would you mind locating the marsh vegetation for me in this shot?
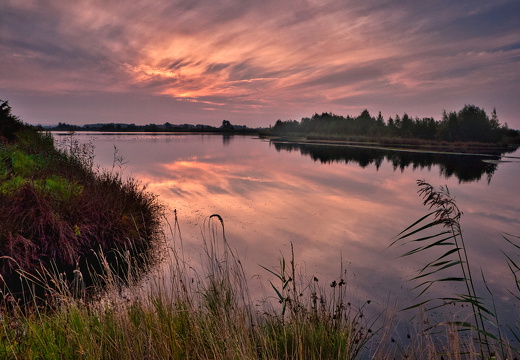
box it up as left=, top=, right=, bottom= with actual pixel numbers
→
left=0, top=99, right=162, bottom=302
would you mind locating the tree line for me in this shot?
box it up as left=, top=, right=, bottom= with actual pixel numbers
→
left=48, top=120, right=253, bottom=133
left=271, top=105, right=519, bottom=144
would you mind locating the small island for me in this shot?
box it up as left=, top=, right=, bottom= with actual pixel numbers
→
left=265, top=104, right=520, bottom=153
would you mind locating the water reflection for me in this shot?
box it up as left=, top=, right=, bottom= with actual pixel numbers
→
left=60, top=133, right=520, bottom=341
left=271, top=141, right=503, bottom=183
left=222, top=134, right=234, bottom=146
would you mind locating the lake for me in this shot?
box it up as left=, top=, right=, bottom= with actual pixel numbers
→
left=54, top=132, right=520, bottom=337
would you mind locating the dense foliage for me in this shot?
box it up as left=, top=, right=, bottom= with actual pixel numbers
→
left=271, top=105, right=519, bottom=144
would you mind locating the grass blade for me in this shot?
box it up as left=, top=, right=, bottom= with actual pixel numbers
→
left=259, top=264, right=283, bottom=281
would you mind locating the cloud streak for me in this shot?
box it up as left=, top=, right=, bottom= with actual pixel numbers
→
left=1, top=0, right=519, bottom=126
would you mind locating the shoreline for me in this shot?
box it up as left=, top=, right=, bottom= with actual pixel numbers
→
left=268, top=136, right=520, bottom=158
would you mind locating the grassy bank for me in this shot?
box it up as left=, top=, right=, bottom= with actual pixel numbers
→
left=0, top=214, right=381, bottom=359
left=0, top=99, right=163, bottom=302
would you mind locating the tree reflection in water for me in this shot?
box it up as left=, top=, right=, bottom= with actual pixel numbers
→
left=271, top=141, right=505, bottom=183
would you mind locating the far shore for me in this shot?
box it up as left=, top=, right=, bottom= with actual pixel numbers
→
left=266, top=135, right=520, bottom=157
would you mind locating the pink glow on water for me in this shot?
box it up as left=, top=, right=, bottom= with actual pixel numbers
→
left=57, top=133, right=520, bottom=322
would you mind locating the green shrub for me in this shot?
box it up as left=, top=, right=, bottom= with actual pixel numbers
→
left=10, top=150, right=37, bottom=177
left=0, top=175, right=26, bottom=195
left=34, top=175, right=83, bottom=202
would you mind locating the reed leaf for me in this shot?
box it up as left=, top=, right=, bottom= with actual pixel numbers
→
left=390, top=210, right=438, bottom=242
left=410, top=231, right=452, bottom=243
left=507, top=325, right=520, bottom=344
left=412, top=261, right=463, bottom=280
left=504, top=255, right=520, bottom=272
left=501, top=234, right=520, bottom=301
left=269, top=281, right=284, bottom=302
left=401, top=237, right=456, bottom=257
left=432, top=277, right=466, bottom=282
left=413, top=285, right=433, bottom=299
left=401, top=299, right=432, bottom=311
left=502, top=233, right=520, bottom=249
left=419, top=247, right=461, bottom=273
left=259, top=264, right=283, bottom=282
left=440, top=321, right=475, bottom=329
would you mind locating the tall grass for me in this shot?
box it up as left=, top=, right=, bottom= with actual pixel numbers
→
left=1, top=122, right=163, bottom=303
left=0, top=213, right=385, bottom=359
left=389, top=180, right=519, bottom=358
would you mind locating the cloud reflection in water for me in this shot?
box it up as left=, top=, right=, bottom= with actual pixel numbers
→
left=69, top=133, right=520, bottom=329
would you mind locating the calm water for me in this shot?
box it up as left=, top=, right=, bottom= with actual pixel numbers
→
left=56, top=132, right=520, bottom=334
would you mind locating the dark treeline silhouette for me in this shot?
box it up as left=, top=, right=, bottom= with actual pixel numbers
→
left=272, top=141, right=503, bottom=183
left=271, top=105, right=519, bottom=144
left=48, top=119, right=256, bottom=134
left=0, top=100, right=33, bottom=142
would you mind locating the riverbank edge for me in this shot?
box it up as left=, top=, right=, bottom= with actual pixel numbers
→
left=1, top=100, right=164, bottom=301
left=265, top=135, right=520, bottom=156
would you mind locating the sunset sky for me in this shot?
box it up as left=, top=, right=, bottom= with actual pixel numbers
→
left=1, top=0, right=519, bottom=128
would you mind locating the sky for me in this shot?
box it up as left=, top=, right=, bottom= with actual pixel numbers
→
left=1, top=0, right=519, bottom=128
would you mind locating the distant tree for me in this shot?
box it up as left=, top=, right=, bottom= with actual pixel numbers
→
left=271, top=104, right=513, bottom=144
left=54, top=122, right=81, bottom=131
left=400, top=113, right=413, bottom=137
left=144, top=124, right=158, bottom=132
left=435, top=105, right=506, bottom=143
left=457, top=105, right=488, bottom=141
left=272, top=119, right=300, bottom=135
left=394, top=114, right=402, bottom=130
left=354, top=109, right=375, bottom=135
left=300, top=117, right=312, bottom=132
left=437, top=110, right=458, bottom=141
left=100, top=124, right=116, bottom=131
left=413, top=117, right=437, bottom=140
left=376, top=111, right=384, bottom=126
left=0, top=99, right=24, bottom=141
left=358, top=109, right=371, bottom=119
left=490, top=108, right=500, bottom=130
left=220, top=120, right=234, bottom=130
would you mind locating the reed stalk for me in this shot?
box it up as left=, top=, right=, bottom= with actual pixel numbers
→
left=389, top=180, right=501, bottom=357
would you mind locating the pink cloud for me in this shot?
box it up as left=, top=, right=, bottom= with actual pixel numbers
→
left=1, top=0, right=519, bottom=127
